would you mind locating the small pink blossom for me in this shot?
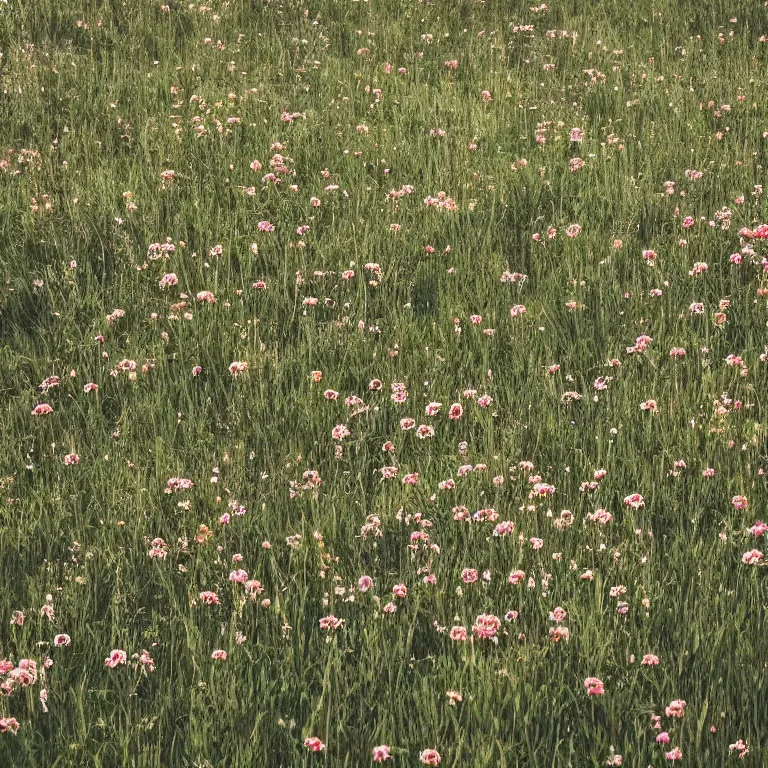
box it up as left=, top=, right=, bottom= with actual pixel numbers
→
left=624, top=493, right=645, bottom=509
left=665, top=699, right=686, bottom=718
left=472, top=613, right=501, bottom=640
left=742, top=549, right=763, bottom=565
left=304, top=736, right=325, bottom=752
left=584, top=677, right=604, bottom=695
left=105, top=649, right=127, bottom=668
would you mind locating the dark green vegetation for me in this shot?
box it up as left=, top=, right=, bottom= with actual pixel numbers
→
left=1, top=0, right=767, bottom=765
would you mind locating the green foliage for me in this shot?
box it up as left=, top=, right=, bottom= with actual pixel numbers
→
left=0, top=0, right=767, bottom=765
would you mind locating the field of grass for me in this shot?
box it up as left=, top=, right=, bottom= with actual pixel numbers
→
left=1, top=0, right=768, bottom=765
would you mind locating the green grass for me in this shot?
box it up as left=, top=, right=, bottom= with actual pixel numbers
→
left=1, top=0, right=767, bottom=765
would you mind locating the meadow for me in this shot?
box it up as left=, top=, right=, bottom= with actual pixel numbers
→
left=1, top=0, right=768, bottom=765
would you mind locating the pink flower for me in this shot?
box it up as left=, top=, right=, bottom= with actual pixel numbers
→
left=53, top=634, right=71, bottom=647
left=641, top=654, right=660, bottom=666
left=665, top=747, right=683, bottom=761
left=665, top=699, right=686, bottom=718
left=448, top=403, right=463, bottom=420
left=392, top=584, right=407, bottom=598
left=105, top=649, right=127, bottom=668
left=623, top=493, right=645, bottom=509
left=584, top=677, right=604, bottom=695
left=748, top=521, right=768, bottom=537
left=449, top=625, right=467, bottom=641
left=472, top=613, right=501, bottom=640
left=304, top=736, right=325, bottom=752
left=461, top=568, right=478, bottom=584
left=732, top=495, right=748, bottom=510
left=199, top=591, right=220, bottom=605
left=508, top=570, right=526, bottom=585
left=729, top=740, right=749, bottom=758
left=741, top=549, right=763, bottom=565
left=420, top=748, right=441, bottom=765
left=551, top=606, right=567, bottom=623
left=257, top=220, right=275, bottom=232
left=31, top=403, right=53, bottom=416
left=357, top=575, right=373, bottom=592
left=332, top=424, right=350, bottom=440
left=211, top=649, right=227, bottom=660
left=373, top=744, right=392, bottom=762
left=229, top=569, right=248, bottom=583
left=656, top=732, right=670, bottom=744
left=549, top=626, right=570, bottom=643
left=229, top=361, right=248, bottom=376
left=319, top=615, right=344, bottom=631
left=689, top=261, right=708, bottom=276
left=137, top=649, right=155, bottom=671
left=159, top=273, right=178, bottom=288
left=0, top=717, right=20, bottom=734
left=588, top=508, right=612, bottom=525
left=566, top=223, right=582, bottom=237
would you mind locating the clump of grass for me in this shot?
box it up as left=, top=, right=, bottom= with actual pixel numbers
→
left=0, top=0, right=767, bottom=765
